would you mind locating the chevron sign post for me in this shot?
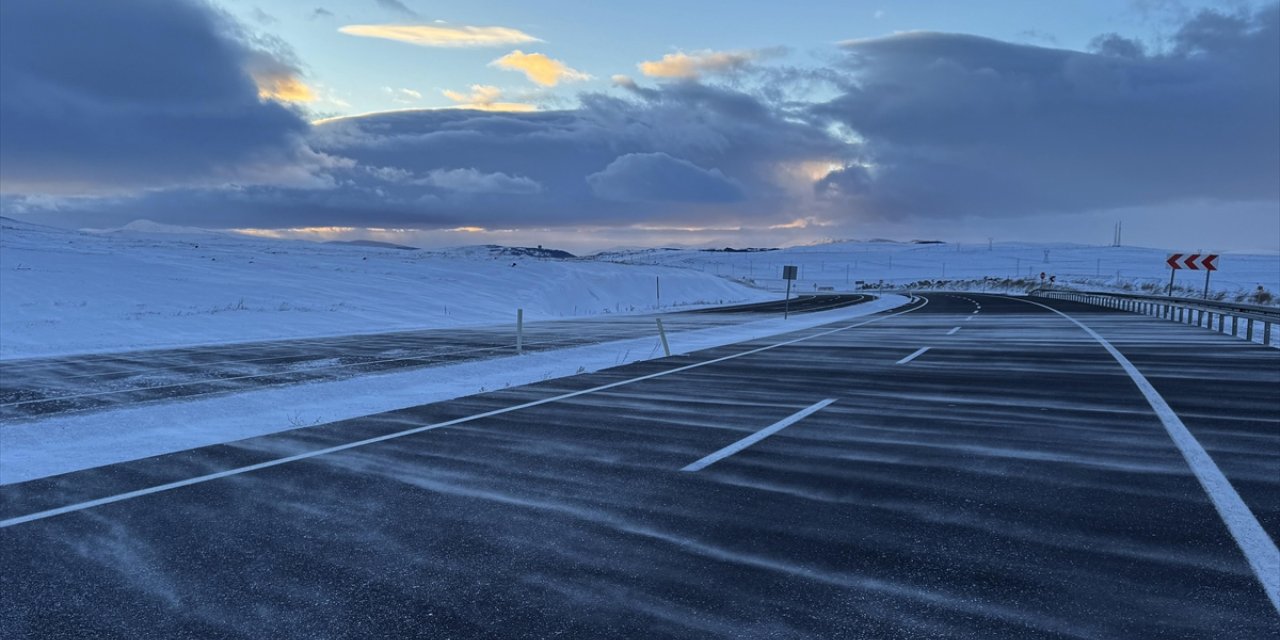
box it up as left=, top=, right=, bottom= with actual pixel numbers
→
left=1166, top=253, right=1221, bottom=298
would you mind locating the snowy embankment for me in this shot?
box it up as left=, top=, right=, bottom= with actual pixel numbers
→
left=0, top=219, right=774, bottom=359
left=0, top=295, right=911, bottom=484
left=599, top=241, right=1280, bottom=303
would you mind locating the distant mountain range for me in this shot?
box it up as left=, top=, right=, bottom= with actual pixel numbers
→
left=324, top=239, right=419, bottom=251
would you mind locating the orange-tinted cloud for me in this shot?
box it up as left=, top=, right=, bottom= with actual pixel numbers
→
left=638, top=50, right=760, bottom=79
left=490, top=50, right=590, bottom=86
left=255, top=74, right=315, bottom=103
left=441, top=85, right=537, bottom=112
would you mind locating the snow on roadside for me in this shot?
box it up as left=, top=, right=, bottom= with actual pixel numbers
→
left=0, top=295, right=910, bottom=485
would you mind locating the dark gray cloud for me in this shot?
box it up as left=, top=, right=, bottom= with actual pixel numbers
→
left=0, top=0, right=316, bottom=194
left=374, top=0, right=418, bottom=19
left=4, top=81, right=845, bottom=229
left=815, top=3, right=1279, bottom=220
left=250, top=7, right=278, bottom=26
left=587, top=153, right=743, bottom=203
left=2, top=1, right=1276, bottom=243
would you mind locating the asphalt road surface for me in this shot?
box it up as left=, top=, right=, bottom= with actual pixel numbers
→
left=0, top=294, right=869, bottom=421
left=2, top=293, right=1277, bottom=639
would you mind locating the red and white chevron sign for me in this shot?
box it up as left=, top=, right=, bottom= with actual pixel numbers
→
left=1166, top=253, right=1219, bottom=271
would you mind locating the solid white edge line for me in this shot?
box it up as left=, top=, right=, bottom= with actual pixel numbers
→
left=681, top=399, right=836, bottom=472
left=1015, top=296, right=1280, bottom=614
left=896, top=347, right=930, bottom=365
left=947, top=327, right=961, bottom=335
left=0, top=297, right=930, bottom=528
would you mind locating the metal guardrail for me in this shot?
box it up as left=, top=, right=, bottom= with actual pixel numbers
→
left=1031, top=289, right=1278, bottom=346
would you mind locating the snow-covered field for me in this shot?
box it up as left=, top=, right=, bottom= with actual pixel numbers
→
left=0, top=219, right=773, bottom=359
left=601, top=241, right=1280, bottom=302
left=4, top=218, right=1277, bottom=360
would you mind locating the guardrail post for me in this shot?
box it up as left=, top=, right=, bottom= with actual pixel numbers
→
left=1232, top=315, right=1239, bottom=336
left=1246, top=318, right=1254, bottom=342
left=1265, top=322, right=1272, bottom=346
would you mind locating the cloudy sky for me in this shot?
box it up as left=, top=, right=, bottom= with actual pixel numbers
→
left=1, top=0, right=1277, bottom=252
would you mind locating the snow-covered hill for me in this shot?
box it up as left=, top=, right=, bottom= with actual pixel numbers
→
left=0, top=219, right=773, bottom=359
left=597, top=241, right=1280, bottom=302
left=5, top=218, right=1277, bottom=360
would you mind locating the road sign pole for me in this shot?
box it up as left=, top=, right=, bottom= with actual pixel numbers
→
left=784, top=279, right=792, bottom=319
left=516, top=308, right=524, bottom=355
left=1203, top=270, right=1211, bottom=299
left=1167, top=269, right=1176, bottom=296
